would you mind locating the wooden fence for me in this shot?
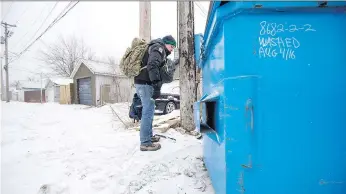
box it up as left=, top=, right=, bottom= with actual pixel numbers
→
left=60, top=84, right=74, bottom=104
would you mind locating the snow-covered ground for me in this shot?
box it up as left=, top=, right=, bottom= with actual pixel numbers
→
left=1, top=102, right=214, bottom=194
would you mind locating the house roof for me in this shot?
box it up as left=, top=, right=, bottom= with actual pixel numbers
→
left=20, top=81, right=45, bottom=89
left=70, top=59, right=124, bottom=78
left=49, top=77, right=73, bottom=85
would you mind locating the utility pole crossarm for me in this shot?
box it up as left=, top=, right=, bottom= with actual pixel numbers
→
left=1, top=22, right=17, bottom=28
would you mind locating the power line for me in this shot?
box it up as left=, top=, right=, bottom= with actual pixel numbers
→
left=7, top=50, right=52, bottom=70
left=9, top=1, right=79, bottom=64
left=194, top=2, right=207, bottom=18
left=195, top=2, right=208, bottom=14
left=12, top=3, right=51, bottom=50
left=13, top=2, right=74, bottom=52
left=24, top=2, right=59, bottom=49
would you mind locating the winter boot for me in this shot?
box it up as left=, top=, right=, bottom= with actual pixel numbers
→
left=140, top=143, right=161, bottom=151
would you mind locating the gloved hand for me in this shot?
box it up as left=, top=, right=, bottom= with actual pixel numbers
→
left=152, top=81, right=162, bottom=99
left=173, top=58, right=179, bottom=66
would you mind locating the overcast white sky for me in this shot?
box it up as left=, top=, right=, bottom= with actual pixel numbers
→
left=0, top=1, right=209, bottom=83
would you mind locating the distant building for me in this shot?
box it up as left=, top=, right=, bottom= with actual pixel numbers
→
left=45, top=78, right=73, bottom=103
left=70, top=59, right=132, bottom=106
left=10, top=87, right=19, bottom=101
left=17, top=81, right=46, bottom=103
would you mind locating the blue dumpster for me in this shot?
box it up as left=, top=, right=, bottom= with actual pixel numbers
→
left=194, top=1, right=346, bottom=194
left=194, top=33, right=204, bottom=68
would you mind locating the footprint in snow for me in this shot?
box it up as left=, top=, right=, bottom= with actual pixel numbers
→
left=37, top=183, right=69, bottom=194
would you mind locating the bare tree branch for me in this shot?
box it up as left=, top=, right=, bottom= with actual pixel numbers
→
left=27, top=76, right=37, bottom=82
left=38, top=35, right=95, bottom=77
left=10, top=80, right=21, bottom=89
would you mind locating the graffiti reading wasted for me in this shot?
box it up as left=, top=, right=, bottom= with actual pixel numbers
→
left=258, top=21, right=316, bottom=60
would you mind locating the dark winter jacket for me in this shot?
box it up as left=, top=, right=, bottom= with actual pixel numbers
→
left=134, top=38, right=170, bottom=85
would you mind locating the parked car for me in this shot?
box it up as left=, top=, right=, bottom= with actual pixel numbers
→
left=155, top=93, right=180, bottom=114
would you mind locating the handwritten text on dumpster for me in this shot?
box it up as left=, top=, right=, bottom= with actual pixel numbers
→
left=258, top=21, right=316, bottom=60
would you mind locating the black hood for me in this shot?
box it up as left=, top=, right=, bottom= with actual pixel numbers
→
left=148, top=38, right=171, bottom=56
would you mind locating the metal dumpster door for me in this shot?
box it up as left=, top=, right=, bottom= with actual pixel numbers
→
left=224, top=76, right=258, bottom=194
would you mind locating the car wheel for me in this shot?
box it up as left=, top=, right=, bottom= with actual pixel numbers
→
left=164, top=101, right=176, bottom=114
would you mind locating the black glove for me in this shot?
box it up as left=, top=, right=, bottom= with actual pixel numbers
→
left=173, top=58, right=179, bottom=66
left=152, top=81, right=162, bottom=99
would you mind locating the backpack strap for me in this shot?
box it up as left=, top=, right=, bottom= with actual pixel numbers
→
left=140, top=44, right=167, bottom=73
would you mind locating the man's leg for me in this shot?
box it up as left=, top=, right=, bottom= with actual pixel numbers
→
left=150, top=117, right=153, bottom=137
left=135, top=84, right=160, bottom=151
left=150, top=117, right=160, bottom=142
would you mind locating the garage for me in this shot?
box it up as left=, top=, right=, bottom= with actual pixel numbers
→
left=71, top=60, right=132, bottom=106
left=77, top=77, right=92, bottom=105
left=24, top=90, right=45, bottom=103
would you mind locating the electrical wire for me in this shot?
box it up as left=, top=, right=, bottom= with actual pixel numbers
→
left=8, top=50, right=51, bottom=69
left=9, top=1, right=79, bottom=64
left=194, top=2, right=207, bottom=18
left=24, top=2, right=59, bottom=49
left=12, top=3, right=51, bottom=50
left=195, top=1, right=208, bottom=15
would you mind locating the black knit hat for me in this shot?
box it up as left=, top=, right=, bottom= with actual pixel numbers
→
left=162, top=35, right=177, bottom=47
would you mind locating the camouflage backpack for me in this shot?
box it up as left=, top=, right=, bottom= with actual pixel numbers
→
left=119, top=38, right=149, bottom=78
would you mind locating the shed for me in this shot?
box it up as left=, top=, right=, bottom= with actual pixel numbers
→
left=70, top=59, right=132, bottom=106
left=45, top=78, right=73, bottom=103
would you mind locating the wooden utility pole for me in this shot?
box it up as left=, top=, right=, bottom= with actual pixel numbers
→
left=0, top=56, right=4, bottom=101
left=178, top=2, right=196, bottom=131
left=1, top=22, right=17, bottom=102
left=40, top=72, right=43, bottom=103
left=139, top=1, right=151, bottom=42
left=133, top=1, right=151, bottom=95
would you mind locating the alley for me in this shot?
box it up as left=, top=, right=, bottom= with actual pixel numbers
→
left=1, top=102, right=213, bottom=194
